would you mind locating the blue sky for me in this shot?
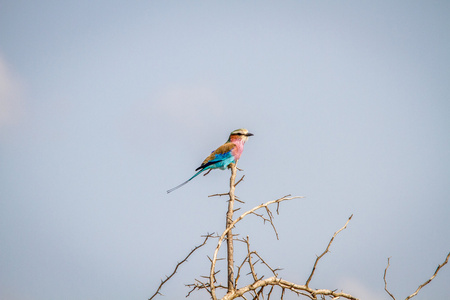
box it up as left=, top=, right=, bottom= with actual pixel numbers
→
left=1, top=1, right=449, bottom=299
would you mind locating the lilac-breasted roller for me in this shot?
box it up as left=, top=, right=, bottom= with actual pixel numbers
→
left=167, top=128, right=254, bottom=193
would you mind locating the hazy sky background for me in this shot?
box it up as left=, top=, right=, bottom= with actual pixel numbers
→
left=1, top=1, right=449, bottom=300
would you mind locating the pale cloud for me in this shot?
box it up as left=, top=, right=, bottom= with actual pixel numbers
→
left=155, top=85, right=223, bottom=128
left=119, top=84, right=224, bottom=151
left=338, top=277, right=386, bottom=300
left=0, top=54, right=24, bottom=128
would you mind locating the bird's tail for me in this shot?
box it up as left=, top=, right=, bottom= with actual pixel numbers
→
left=167, top=169, right=205, bottom=193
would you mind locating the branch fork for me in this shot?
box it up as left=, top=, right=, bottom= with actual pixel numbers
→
left=151, top=165, right=449, bottom=300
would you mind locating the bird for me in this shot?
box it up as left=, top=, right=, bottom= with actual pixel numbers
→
left=167, top=128, right=254, bottom=193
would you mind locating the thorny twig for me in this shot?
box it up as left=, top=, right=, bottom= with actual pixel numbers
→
left=235, top=236, right=282, bottom=287
left=149, top=233, right=214, bottom=300
left=208, top=176, right=244, bottom=198
left=384, top=257, right=396, bottom=300
left=220, top=277, right=359, bottom=300
left=209, top=193, right=229, bottom=198
left=384, top=252, right=450, bottom=300
left=209, top=195, right=303, bottom=299
left=305, top=214, right=353, bottom=287
left=250, top=206, right=280, bottom=240
left=235, top=175, right=245, bottom=186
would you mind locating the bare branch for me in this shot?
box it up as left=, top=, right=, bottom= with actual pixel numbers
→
left=383, top=251, right=450, bottom=300
left=249, top=208, right=279, bottom=240
left=221, top=277, right=359, bottom=300
left=234, top=260, right=245, bottom=286
left=405, top=251, right=450, bottom=299
left=252, top=252, right=281, bottom=277
left=265, top=206, right=279, bottom=239
left=149, top=233, right=213, bottom=300
left=383, top=252, right=450, bottom=300
left=234, top=198, right=245, bottom=204
left=210, top=195, right=303, bottom=299
left=226, top=164, right=237, bottom=293
left=305, top=214, right=353, bottom=287
left=235, top=175, right=245, bottom=186
left=185, top=279, right=211, bottom=297
left=157, top=153, right=449, bottom=300
left=383, top=257, right=396, bottom=300
left=245, top=237, right=259, bottom=282
left=209, top=193, right=229, bottom=198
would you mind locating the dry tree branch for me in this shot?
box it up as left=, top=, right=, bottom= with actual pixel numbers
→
left=221, top=277, right=359, bottom=300
left=305, top=214, right=353, bottom=287
left=265, top=205, right=280, bottom=239
left=208, top=175, right=244, bottom=198
left=156, top=161, right=449, bottom=300
left=384, top=251, right=450, bottom=300
left=209, top=194, right=303, bottom=300
left=149, top=233, right=213, bottom=300
left=209, top=193, right=229, bottom=197
left=267, top=285, right=275, bottom=299
left=235, top=175, right=245, bottom=186
left=234, top=237, right=267, bottom=289
left=405, top=251, right=450, bottom=300
left=226, top=164, right=237, bottom=293
left=236, top=236, right=282, bottom=278
left=234, top=258, right=246, bottom=286
left=249, top=209, right=280, bottom=239
left=249, top=205, right=281, bottom=239
left=234, top=197, right=245, bottom=204
left=244, top=236, right=259, bottom=282
left=185, top=279, right=211, bottom=297
left=383, top=257, right=396, bottom=300
left=252, top=251, right=281, bottom=277
left=212, top=165, right=249, bottom=298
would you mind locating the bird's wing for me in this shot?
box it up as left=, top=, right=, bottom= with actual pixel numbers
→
left=196, top=142, right=236, bottom=170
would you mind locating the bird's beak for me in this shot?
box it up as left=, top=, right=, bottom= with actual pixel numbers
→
left=246, top=133, right=254, bottom=136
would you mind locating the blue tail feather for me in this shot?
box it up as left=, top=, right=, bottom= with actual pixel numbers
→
left=167, top=169, right=205, bottom=193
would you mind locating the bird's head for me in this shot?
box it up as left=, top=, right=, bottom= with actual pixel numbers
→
left=228, top=128, right=254, bottom=143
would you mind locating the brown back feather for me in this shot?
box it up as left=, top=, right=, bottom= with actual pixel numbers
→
left=201, top=142, right=235, bottom=165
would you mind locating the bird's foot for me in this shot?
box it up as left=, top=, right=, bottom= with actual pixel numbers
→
left=203, top=169, right=212, bottom=176
left=237, top=167, right=244, bottom=171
